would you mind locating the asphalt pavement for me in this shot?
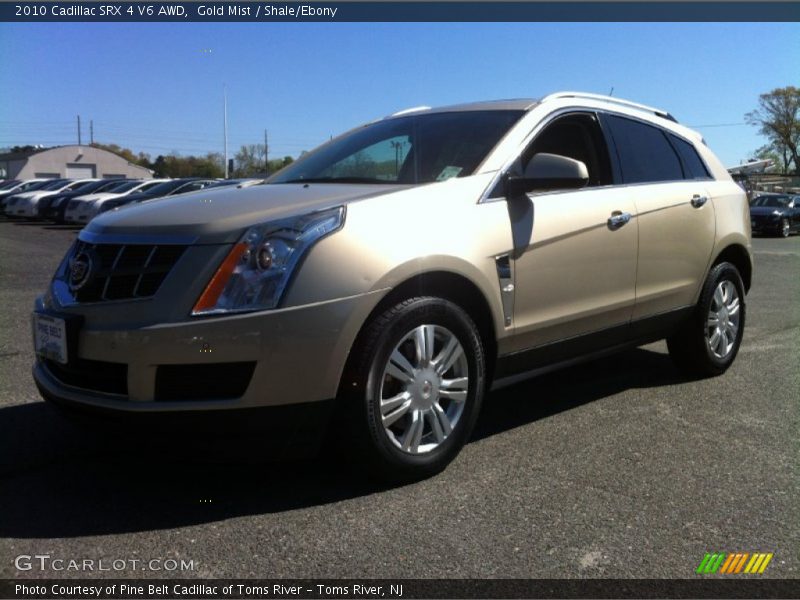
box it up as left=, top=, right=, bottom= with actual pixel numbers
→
left=0, top=219, right=797, bottom=580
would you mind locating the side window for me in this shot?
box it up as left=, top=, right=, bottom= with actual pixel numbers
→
left=522, top=113, right=613, bottom=187
left=604, top=115, right=683, bottom=184
left=668, top=133, right=711, bottom=179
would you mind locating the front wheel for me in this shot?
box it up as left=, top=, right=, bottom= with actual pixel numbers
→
left=667, top=262, right=746, bottom=377
left=779, top=218, right=790, bottom=238
left=341, top=297, right=486, bottom=482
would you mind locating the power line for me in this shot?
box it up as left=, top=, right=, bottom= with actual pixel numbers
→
left=688, top=122, right=748, bottom=128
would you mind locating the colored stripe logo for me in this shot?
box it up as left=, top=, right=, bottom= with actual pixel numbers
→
left=696, top=552, right=773, bottom=574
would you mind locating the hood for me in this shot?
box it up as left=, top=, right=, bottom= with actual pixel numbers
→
left=86, top=182, right=409, bottom=244
left=10, top=191, right=40, bottom=200
left=113, top=191, right=158, bottom=203
left=750, top=205, right=788, bottom=216
left=73, top=193, right=116, bottom=202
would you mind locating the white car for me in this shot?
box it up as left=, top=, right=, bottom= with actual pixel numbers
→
left=5, top=179, right=97, bottom=217
left=64, top=179, right=168, bottom=224
left=0, top=178, right=51, bottom=212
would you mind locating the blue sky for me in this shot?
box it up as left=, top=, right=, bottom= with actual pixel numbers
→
left=1, top=22, right=798, bottom=167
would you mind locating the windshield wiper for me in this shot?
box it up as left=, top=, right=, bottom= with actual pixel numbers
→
left=280, top=177, right=397, bottom=184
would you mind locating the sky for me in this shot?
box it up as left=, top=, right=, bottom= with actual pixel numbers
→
left=0, top=21, right=798, bottom=168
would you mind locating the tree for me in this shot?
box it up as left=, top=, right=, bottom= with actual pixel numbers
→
left=150, top=152, right=224, bottom=178
left=91, top=143, right=152, bottom=169
left=752, top=144, right=785, bottom=173
left=745, top=86, right=800, bottom=175
left=233, top=144, right=267, bottom=177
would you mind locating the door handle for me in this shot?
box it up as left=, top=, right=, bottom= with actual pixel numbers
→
left=608, top=211, right=631, bottom=230
left=691, top=194, right=708, bottom=208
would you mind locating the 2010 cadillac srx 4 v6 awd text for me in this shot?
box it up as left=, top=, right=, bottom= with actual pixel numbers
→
left=32, top=92, right=752, bottom=480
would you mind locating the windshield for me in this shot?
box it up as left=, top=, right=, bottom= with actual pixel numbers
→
left=64, top=180, right=94, bottom=191
left=64, top=181, right=102, bottom=194
left=271, top=110, right=525, bottom=185
left=752, top=195, right=791, bottom=208
left=93, top=180, right=127, bottom=192
left=107, top=180, right=144, bottom=193
left=18, top=180, right=51, bottom=192
left=138, top=180, right=184, bottom=196
left=40, top=179, right=70, bottom=190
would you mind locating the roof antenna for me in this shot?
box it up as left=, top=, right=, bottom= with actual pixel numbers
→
left=608, top=87, right=614, bottom=97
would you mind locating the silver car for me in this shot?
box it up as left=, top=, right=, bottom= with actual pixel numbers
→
left=32, top=92, right=752, bottom=481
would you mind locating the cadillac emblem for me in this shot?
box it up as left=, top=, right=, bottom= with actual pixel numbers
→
left=68, top=252, right=94, bottom=292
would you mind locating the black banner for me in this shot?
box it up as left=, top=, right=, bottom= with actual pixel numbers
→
left=2, top=2, right=800, bottom=23
left=3, top=579, right=800, bottom=599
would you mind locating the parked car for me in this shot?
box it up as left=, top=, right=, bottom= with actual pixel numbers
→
left=38, top=179, right=132, bottom=222
left=0, top=178, right=52, bottom=211
left=63, top=179, right=168, bottom=224
left=9, top=179, right=100, bottom=218
left=205, top=178, right=263, bottom=190
left=94, top=178, right=219, bottom=217
left=4, top=179, right=73, bottom=217
left=749, top=193, right=799, bottom=237
left=31, top=92, right=752, bottom=482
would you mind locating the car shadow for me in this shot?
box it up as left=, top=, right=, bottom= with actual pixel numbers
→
left=0, top=347, right=684, bottom=539
left=42, top=224, right=83, bottom=231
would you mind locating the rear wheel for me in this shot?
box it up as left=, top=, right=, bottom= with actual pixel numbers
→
left=667, top=262, right=745, bottom=377
left=341, top=297, right=485, bottom=482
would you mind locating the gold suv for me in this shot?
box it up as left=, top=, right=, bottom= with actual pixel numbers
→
left=32, top=92, right=752, bottom=481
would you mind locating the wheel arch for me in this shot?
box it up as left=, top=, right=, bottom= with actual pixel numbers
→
left=711, top=243, right=752, bottom=293
left=338, top=271, right=499, bottom=394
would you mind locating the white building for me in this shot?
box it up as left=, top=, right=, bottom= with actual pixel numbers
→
left=0, top=145, right=153, bottom=180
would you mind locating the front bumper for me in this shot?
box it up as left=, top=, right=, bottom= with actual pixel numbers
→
left=11, top=201, right=38, bottom=217
left=750, top=216, right=783, bottom=235
left=32, top=289, right=385, bottom=413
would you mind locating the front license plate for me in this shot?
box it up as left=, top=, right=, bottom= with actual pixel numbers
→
left=33, top=313, right=68, bottom=364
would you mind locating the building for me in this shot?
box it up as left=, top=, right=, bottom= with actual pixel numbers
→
left=0, top=145, right=153, bottom=180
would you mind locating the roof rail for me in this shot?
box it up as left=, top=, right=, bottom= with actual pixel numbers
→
left=540, top=92, right=678, bottom=123
left=390, top=105, right=432, bottom=117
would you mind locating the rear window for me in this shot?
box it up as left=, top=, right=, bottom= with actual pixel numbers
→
left=668, top=134, right=710, bottom=179
left=605, top=115, right=683, bottom=184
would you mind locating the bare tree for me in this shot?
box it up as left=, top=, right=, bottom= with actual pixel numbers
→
left=745, top=86, right=800, bottom=175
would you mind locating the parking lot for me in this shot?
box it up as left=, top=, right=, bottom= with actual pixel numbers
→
left=0, top=218, right=797, bottom=579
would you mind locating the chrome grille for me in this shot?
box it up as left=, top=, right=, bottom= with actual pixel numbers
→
left=62, top=241, right=186, bottom=302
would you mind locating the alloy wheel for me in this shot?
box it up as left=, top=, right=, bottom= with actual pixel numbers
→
left=706, top=280, right=741, bottom=359
left=378, top=324, right=468, bottom=454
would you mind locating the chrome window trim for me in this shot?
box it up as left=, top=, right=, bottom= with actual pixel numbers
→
left=479, top=105, right=715, bottom=204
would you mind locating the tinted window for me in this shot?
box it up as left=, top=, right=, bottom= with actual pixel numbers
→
left=668, top=134, right=710, bottom=179
left=141, top=181, right=185, bottom=196
left=522, top=112, right=613, bottom=187
left=751, top=195, right=791, bottom=208
left=605, top=115, right=683, bottom=184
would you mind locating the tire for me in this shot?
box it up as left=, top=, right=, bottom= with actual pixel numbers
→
left=779, top=218, right=790, bottom=238
left=339, top=297, right=486, bottom=483
left=667, top=262, right=745, bottom=377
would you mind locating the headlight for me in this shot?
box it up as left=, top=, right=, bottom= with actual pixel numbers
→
left=192, top=206, right=344, bottom=315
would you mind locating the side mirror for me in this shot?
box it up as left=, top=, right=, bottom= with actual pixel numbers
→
left=505, top=153, right=589, bottom=196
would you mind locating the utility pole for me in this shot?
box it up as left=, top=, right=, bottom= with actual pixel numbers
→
left=223, top=84, right=229, bottom=178
left=264, top=129, right=269, bottom=177
left=77, top=115, right=81, bottom=145
left=90, top=120, right=94, bottom=144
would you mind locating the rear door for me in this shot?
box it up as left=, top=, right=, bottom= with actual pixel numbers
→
left=601, top=114, right=716, bottom=319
